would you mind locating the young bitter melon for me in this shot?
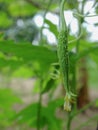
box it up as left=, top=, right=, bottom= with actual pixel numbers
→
left=58, top=0, right=76, bottom=111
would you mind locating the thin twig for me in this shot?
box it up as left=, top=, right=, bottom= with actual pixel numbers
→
left=68, top=31, right=83, bottom=44
left=73, top=12, right=98, bottom=18
left=39, top=0, right=53, bottom=45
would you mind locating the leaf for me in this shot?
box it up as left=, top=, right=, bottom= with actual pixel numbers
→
left=12, top=103, right=38, bottom=124
left=66, top=0, right=78, bottom=9
left=0, top=32, right=4, bottom=40
left=41, top=78, right=56, bottom=94
left=0, top=88, right=21, bottom=108
left=41, top=64, right=60, bottom=94
left=45, top=19, right=58, bottom=37
left=0, top=0, right=15, bottom=3
left=42, top=99, right=63, bottom=130
left=76, top=44, right=98, bottom=61
left=0, top=57, right=24, bottom=70
left=0, top=12, right=13, bottom=28
left=94, top=23, right=98, bottom=26
left=8, top=0, right=38, bottom=17
left=0, top=88, right=21, bottom=127
left=0, top=40, right=58, bottom=74
left=12, top=66, right=33, bottom=78
left=13, top=99, right=63, bottom=129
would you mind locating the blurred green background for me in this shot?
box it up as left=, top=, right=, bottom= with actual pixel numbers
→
left=0, top=0, right=98, bottom=130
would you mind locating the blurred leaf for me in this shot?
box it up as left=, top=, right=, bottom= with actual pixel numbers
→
left=12, top=66, right=33, bottom=78
left=13, top=99, right=63, bottom=129
left=66, top=0, right=78, bottom=9
left=0, top=40, right=58, bottom=75
left=41, top=64, right=59, bottom=93
left=0, top=88, right=21, bottom=127
left=8, top=0, right=38, bottom=17
left=12, top=103, right=38, bottom=124
left=0, top=57, right=24, bottom=70
left=0, top=0, right=15, bottom=3
left=0, top=88, right=21, bottom=108
left=0, top=32, right=4, bottom=40
left=45, top=19, right=58, bottom=38
left=77, top=44, right=98, bottom=61
left=94, top=23, right=98, bottom=26
left=41, top=99, right=63, bottom=130
left=96, top=99, right=98, bottom=107
left=0, top=12, right=13, bottom=28
left=33, top=78, right=40, bottom=93
left=42, top=78, right=56, bottom=94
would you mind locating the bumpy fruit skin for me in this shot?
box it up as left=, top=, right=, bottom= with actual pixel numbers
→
left=58, top=30, right=68, bottom=89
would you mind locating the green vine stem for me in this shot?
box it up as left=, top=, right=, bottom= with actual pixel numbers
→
left=37, top=78, right=43, bottom=130
left=37, top=1, right=53, bottom=129
left=73, top=12, right=98, bottom=18
left=39, top=0, right=53, bottom=45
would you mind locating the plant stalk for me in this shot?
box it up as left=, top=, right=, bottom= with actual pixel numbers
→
left=37, top=79, right=42, bottom=130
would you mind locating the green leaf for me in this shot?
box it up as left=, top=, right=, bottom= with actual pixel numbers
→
left=0, top=12, right=13, bottom=28
left=41, top=78, right=56, bottom=94
left=8, top=0, right=38, bottom=17
left=0, top=57, right=24, bottom=70
left=13, top=99, right=63, bottom=129
left=12, top=103, right=38, bottom=124
left=0, top=88, right=21, bottom=127
left=0, top=40, right=58, bottom=75
left=0, top=88, right=21, bottom=108
left=12, top=66, right=34, bottom=78
left=45, top=19, right=58, bottom=37
left=65, top=0, right=78, bottom=9
left=75, top=43, right=98, bottom=62
left=0, top=0, right=15, bottom=3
